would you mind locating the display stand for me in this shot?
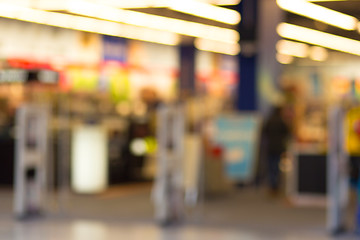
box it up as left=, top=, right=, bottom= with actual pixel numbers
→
left=183, top=97, right=203, bottom=208
left=214, top=113, right=260, bottom=183
left=183, top=133, right=202, bottom=207
left=286, top=142, right=327, bottom=207
left=71, top=124, right=108, bottom=194
left=152, top=103, right=185, bottom=226
left=14, top=104, right=49, bottom=219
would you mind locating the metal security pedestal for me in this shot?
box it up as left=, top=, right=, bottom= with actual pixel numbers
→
left=14, top=104, right=49, bottom=219
left=327, top=105, right=349, bottom=234
left=153, top=103, right=185, bottom=226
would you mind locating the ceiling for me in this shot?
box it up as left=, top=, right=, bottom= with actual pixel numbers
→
left=285, top=0, right=360, bottom=41
left=316, top=0, right=360, bottom=18
left=127, top=7, right=237, bottom=30
left=0, top=0, right=242, bottom=55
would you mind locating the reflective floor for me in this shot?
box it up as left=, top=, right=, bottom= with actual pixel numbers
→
left=0, top=219, right=349, bottom=240
left=0, top=184, right=357, bottom=240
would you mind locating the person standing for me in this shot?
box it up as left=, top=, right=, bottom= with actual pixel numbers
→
left=262, top=105, right=291, bottom=195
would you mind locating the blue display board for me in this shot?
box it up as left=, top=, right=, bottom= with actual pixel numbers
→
left=102, top=35, right=127, bottom=62
left=215, top=113, right=260, bottom=181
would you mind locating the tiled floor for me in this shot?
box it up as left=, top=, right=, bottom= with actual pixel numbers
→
left=0, top=219, right=336, bottom=240
left=0, top=185, right=358, bottom=240
left=0, top=217, right=358, bottom=240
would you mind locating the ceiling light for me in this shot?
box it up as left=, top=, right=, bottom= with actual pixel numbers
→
left=356, top=22, right=360, bottom=33
left=276, top=39, right=309, bottom=58
left=277, top=0, right=358, bottom=31
left=200, top=0, right=241, bottom=5
left=276, top=53, right=294, bottom=64
left=194, top=38, right=241, bottom=55
left=88, top=0, right=241, bottom=8
left=33, top=0, right=239, bottom=44
left=87, top=0, right=168, bottom=9
left=0, top=2, right=180, bottom=46
left=307, top=0, right=348, bottom=2
left=168, top=0, right=240, bottom=25
left=28, top=0, right=67, bottom=10
left=86, top=0, right=240, bottom=25
left=309, top=46, right=328, bottom=61
left=277, top=22, right=360, bottom=56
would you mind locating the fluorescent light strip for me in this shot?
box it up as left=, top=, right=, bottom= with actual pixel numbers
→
left=276, top=53, right=294, bottom=64
left=87, top=0, right=240, bottom=24
left=87, top=0, right=168, bottom=9
left=0, top=3, right=180, bottom=46
left=307, top=0, right=348, bottom=2
left=201, top=0, right=241, bottom=5
left=34, top=0, right=239, bottom=44
left=277, top=0, right=358, bottom=31
left=276, top=39, right=309, bottom=58
left=277, top=23, right=360, bottom=56
left=194, top=38, right=240, bottom=55
left=168, top=0, right=240, bottom=25
left=88, top=0, right=241, bottom=8
left=276, top=39, right=329, bottom=61
left=0, top=2, right=237, bottom=55
left=309, top=46, right=328, bottom=61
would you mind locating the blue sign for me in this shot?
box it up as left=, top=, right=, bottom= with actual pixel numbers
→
left=102, top=35, right=127, bottom=62
left=215, top=113, right=260, bottom=181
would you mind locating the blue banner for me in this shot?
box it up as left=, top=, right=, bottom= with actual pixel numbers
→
left=102, top=35, right=127, bottom=62
left=215, top=113, right=260, bottom=181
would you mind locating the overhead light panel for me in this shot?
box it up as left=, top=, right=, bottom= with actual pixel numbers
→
left=276, top=39, right=329, bottom=61
left=0, top=2, right=180, bottom=46
left=87, top=0, right=241, bottom=25
left=277, top=0, right=358, bottom=31
left=307, top=0, right=348, bottom=2
left=277, top=22, right=360, bottom=56
left=356, top=22, right=360, bottom=34
left=86, top=0, right=168, bottom=9
left=0, top=1, right=239, bottom=56
left=88, top=0, right=241, bottom=8
left=194, top=38, right=240, bottom=55
left=276, top=53, right=294, bottom=64
left=200, top=0, right=241, bottom=5
left=168, top=0, right=240, bottom=25
left=309, top=46, right=328, bottom=61
left=276, top=39, right=309, bottom=58
left=33, top=0, right=239, bottom=44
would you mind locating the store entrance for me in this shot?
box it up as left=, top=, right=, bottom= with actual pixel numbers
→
left=0, top=81, right=157, bottom=218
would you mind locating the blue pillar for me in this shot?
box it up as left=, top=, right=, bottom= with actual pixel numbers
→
left=236, top=0, right=258, bottom=111
left=238, top=54, right=257, bottom=111
left=179, top=44, right=196, bottom=97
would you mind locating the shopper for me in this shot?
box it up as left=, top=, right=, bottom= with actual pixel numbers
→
left=262, top=105, right=291, bottom=195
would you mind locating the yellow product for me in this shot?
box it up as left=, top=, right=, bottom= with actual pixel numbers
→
left=345, top=106, right=360, bottom=156
left=109, top=67, right=130, bottom=103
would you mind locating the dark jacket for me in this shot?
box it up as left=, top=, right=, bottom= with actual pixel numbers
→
left=262, top=108, right=290, bottom=155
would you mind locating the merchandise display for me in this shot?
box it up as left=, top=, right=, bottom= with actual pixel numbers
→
left=0, top=18, right=239, bottom=202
